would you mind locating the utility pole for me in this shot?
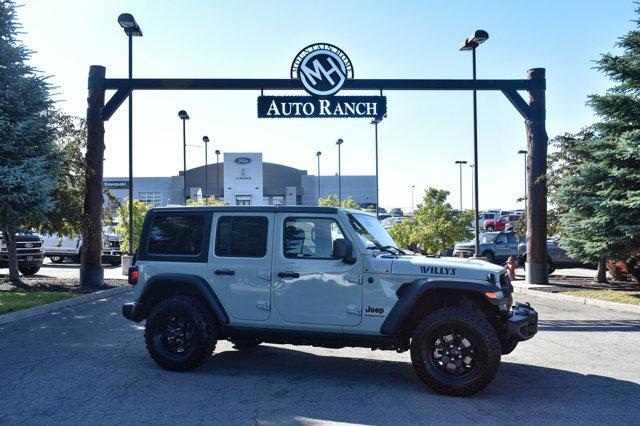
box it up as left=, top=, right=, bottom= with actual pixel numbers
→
left=455, top=160, right=467, bottom=210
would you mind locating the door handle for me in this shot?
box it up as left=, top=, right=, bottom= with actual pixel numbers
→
left=278, top=271, right=300, bottom=279
left=214, top=269, right=235, bottom=276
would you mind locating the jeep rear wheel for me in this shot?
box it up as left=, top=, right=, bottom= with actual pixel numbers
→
left=410, top=307, right=501, bottom=396
left=144, top=296, right=218, bottom=372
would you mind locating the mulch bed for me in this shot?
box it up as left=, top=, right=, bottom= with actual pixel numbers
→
left=0, top=275, right=128, bottom=293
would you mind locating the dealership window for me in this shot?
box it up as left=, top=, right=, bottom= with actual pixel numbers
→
left=235, top=195, right=251, bottom=206
left=284, top=217, right=345, bottom=259
left=138, top=191, right=162, bottom=206
left=216, top=216, right=268, bottom=257
left=148, top=215, right=204, bottom=255
left=271, top=196, right=285, bottom=205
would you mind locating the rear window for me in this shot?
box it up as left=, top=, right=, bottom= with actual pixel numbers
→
left=215, top=216, right=268, bottom=258
left=148, top=215, right=204, bottom=255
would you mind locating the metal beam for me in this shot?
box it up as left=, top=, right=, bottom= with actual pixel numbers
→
left=95, top=78, right=544, bottom=92
left=502, top=89, right=532, bottom=121
left=102, top=88, right=131, bottom=121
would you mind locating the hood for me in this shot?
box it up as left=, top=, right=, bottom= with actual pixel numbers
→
left=391, top=255, right=504, bottom=283
left=454, top=241, right=475, bottom=249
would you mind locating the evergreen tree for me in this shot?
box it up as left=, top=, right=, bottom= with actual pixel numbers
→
left=554, top=8, right=640, bottom=283
left=0, top=0, right=60, bottom=282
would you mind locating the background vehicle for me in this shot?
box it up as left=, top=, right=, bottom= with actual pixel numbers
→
left=382, top=216, right=409, bottom=229
left=483, top=215, right=522, bottom=232
left=453, top=231, right=521, bottom=264
left=471, top=212, right=498, bottom=229
left=40, top=230, right=121, bottom=265
left=518, top=238, right=588, bottom=273
left=0, top=229, right=44, bottom=276
left=123, top=206, right=537, bottom=396
left=389, top=208, right=404, bottom=217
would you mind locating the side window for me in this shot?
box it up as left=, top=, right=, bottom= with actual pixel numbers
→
left=148, top=215, right=204, bottom=255
left=496, top=234, right=507, bottom=244
left=507, top=233, right=518, bottom=244
left=215, top=216, right=268, bottom=258
left=284, top=217, right=345, bottom=259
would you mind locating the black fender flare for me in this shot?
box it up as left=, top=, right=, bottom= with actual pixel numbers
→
left=138, top=273, right=229, bottom=325
left=380, top=278, right=495, bottom=336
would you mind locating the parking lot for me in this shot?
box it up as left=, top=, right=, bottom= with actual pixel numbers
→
left=1, top=291, right=638, bottom=424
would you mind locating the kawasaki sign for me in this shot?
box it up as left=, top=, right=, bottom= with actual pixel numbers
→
left=257, top=43, right=386, bottom=119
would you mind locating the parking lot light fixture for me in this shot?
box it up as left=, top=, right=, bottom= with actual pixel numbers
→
left=459, top=29, right=489, bottom=257
left=215, top=149, right=221, bottom=199
left=316, top=151, right=322, bottom=201
left=336, top=139, right=344, bottom=203
left=518, top=149, right=528, bottom=203
left=178, top=110, right=190, bottom=204
left=455, top=160, right=468, bottom=210
left=203, top=136, right=210, bottom=204
left=117, top=13, right=142, bottom=256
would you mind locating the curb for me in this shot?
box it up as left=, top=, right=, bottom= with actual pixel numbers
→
left=513, top=285, right=640, bottom=314
left=0, top=285, right=133, bottom=326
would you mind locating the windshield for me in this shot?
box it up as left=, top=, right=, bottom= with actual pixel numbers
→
left=470, top=233, right=498, bottom=244
left=347, top=213, right=397, bottom=249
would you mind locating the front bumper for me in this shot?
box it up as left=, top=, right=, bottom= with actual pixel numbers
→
left=506, top=302, right=538, bottom=341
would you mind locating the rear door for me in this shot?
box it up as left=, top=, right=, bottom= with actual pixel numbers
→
left=273, top=213, right=363, bottom=327
left=208, top=213, right=273, bottom=321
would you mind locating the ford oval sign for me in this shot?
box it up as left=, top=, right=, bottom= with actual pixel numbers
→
left=291, top=44, right=354, bottom=96
left=234, top=157, right=251, bottom=165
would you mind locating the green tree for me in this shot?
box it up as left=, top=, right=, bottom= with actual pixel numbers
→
left=389, top=188, right=473, bottom=254
left=318, top=195, right=361, bottom=209
left=0, top=0, right=60, bottom=282
left=552, top=9, right=640, bottom=283
left=38, top=112, right=87, bottom=237
left=115, top=199, right=151, bottom=253
left=186, top=198, right=228, bottom=206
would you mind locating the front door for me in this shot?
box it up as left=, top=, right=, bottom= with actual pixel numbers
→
left=273, top=213, right=363, bottom=327
left=208, top=213, right=273, bottom=321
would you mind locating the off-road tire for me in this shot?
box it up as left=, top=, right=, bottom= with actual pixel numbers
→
left=410, top=307, right=501, bottom=396
left=500, top=338, right=519, bottom=355
left=230, top=338, right=262, bottom=349
left=19, top=266, right=40, bottom=276
left=144, top=296, right=218, bottom=372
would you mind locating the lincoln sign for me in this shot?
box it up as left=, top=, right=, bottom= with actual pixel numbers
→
left=257, top=43, right=387, bottom=119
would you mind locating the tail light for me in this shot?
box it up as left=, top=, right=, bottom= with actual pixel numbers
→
left=128, top=266, right=139, bottom=285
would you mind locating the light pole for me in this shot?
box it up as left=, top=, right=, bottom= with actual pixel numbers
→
left=371, top=115, right=385, bottom=219
left=215, top=149, right=221, bottom=200
left=518, top=149, right=528, bottom=203
left=460, top=29, right=489, bottom=257
left=316, top=151, right=322, bottom=202
left=178, top=110, right=190, bottom=204
left=117, top=13, right=142, bottom=255
left=203, top=136, right=209, bottom=205
left=454, top=160, right=468, bottom=210
left=470, top=164, right=475, bottom=211
left=411, top=185, right=415, bottom=212
left=336, top=138, right=343, bottom=203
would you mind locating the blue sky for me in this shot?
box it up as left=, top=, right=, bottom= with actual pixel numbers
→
left=18, top=0, right=636, bottom=210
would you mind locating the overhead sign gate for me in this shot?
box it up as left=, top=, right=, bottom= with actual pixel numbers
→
left=81, top=43, right=548, bottom=287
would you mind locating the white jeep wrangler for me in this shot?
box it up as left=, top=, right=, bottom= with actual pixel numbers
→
left=122, top=206, right=537, bottom=396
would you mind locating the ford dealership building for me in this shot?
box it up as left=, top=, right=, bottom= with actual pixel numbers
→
left=104, top=153, right=375, bottom=207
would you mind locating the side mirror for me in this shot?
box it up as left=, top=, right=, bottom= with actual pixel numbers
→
left=333, top=238, right=355, bottom=264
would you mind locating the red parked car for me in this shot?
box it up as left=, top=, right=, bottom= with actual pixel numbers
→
left=483, top=214, right=522, bottom=232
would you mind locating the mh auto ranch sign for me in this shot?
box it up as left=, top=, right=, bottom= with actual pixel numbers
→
left=257, top=44, right=387, bottom=119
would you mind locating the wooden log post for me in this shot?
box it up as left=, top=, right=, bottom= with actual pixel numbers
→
left=80, top=65, right=106, bottom=288
left=525, top=68, right=548, bottom=284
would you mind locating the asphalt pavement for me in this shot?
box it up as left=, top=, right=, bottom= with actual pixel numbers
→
left=1, top=292, right=639, bottom=425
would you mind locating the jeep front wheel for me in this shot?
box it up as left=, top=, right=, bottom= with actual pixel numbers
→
left=410, top=307, right=501, bottom=396
left=144, top=296, right=218, bottom=372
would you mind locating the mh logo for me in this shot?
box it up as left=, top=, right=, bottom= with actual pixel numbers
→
left=291, top=43, right=354, bottom=97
